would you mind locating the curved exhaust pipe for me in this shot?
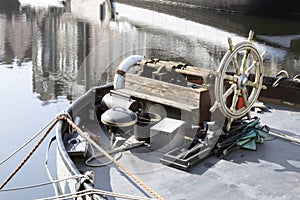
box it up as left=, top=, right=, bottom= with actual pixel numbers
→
left=113, top=55, right=144, bottom=90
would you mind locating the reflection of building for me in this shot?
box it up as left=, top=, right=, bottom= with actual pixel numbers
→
left=67, top=0, right=109, bottom=24
left=29, top=7, right=82, bottom=102
left=0, top=5, right=83, bottom=103
left=0, top=1, right=208, bottom=104
left=0, top=5, right=32, bottom=63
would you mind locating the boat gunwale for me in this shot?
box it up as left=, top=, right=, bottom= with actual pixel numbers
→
left=55, top=84, right=113, bottom=197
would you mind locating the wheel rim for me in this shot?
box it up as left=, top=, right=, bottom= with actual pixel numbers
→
left=217, top=42, right=263, bottom=118
left=211, top=31, right=265, bottom=130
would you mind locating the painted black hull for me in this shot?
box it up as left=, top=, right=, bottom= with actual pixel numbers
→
left=0, top=0, right=19, bottom=11
left=116, top=0, right=300, bottom=18
left=260, top=76, right=300, bottom=107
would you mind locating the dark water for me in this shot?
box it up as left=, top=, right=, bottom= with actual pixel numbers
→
left=0, top=0, right=299, bottom=199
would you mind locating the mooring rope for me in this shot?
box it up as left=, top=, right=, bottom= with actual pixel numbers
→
left=60, top=116, right=164, bottom=200
left=38, top=188, right=155, bottom=200
left=0, top=174, right=83, bottom=192
left=0, top=114, right=164, bottom=199
left=0, top=118, right=58, bottom=166
left=0, top=172, right=153, bottom=200
left=0, top=117, right=60, bottom=190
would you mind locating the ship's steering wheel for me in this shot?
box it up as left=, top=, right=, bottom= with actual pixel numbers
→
left=210, top=31, right=266, bottom=131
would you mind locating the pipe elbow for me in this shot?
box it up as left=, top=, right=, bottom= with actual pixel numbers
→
left=113, top=55, right=144, bottom=90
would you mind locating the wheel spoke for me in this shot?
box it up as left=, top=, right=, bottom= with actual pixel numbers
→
left=224, top=74, right=237, bottom=82
left=241, top=89, right=252, bottom=119
left=241, top=88, right=249, bottom=108
left=247, top=80, right=259, bottom=89
left=232, top=55, right=240, bottom=75
left=230, top=88, right=240, bottom=112
left=240, top=49, right=250, bottom=74
left=223, top=84, right=236, bottom=101
left=226, top=118, right=234, bottom=131
left=228, top=37, right=240, bottom=75
left=245, top=60, right=257, bottom=75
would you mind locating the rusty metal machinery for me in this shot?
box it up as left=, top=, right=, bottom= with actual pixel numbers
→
left=114, top=31, right=266, bottom=131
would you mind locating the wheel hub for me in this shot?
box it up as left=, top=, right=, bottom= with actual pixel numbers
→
left=238, top=74, right=248, bottom=89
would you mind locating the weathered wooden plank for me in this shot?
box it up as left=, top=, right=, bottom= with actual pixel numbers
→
left=115, top=88, right=197, bottom=111
left=124, top=73, right=207, bottom=108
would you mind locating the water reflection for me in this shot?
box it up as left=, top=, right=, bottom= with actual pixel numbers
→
left=0, top=1, right=299, bottom=104
left=29, top=6, right=80, bottom=102
left=114, top=3, right=300, bottom=76
left=0, top=5, right=79, bottom=103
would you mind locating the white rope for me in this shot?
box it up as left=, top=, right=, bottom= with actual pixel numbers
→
left=0, top=118, right=57, bottom=165
left=0, top=174, right=83, bottom=192
left=44, top=136, right=60, bottom=196
left=37, top=189, right=155, bottom=200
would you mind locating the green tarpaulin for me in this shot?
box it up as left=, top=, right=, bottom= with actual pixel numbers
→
left=236, top=118, right=269, bottom=150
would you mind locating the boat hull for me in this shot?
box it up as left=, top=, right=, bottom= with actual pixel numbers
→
left=116, top=0, right=300, bottom=17
left=56, top=145, right=79, bottom=196
left=55, top=85, right=112, bottom=199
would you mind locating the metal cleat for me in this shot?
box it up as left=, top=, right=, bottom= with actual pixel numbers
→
left=272, top=70, right=289, bottom=87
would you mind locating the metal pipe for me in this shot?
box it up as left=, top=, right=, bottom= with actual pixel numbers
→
left=113, top=55, right=144, bottom=90
left=268, top=128, right=300, bottom=144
